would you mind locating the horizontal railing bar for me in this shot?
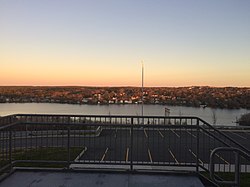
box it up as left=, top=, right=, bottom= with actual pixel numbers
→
left=0, top=122, right=18, bottom=130
left=16, top=122, right=198, bottom=129
left=72, top=160, right=197, bottom=166
left=199, top=119, right=250, bottom=154
left=12, top=160, right=68, bottom=164
left=12, top=160, right=197, bottom=168
left=199, top=126, right=231, bottom=148
left=0, top=163, right=12, bottom=174
left=14, top=113, right=199, bottom=119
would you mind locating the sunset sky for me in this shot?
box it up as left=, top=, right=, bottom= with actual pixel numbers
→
left=0, top=0, right=250, bottom=87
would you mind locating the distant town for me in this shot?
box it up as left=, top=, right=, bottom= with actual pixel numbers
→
left=0, top=86, right=249, bottom=109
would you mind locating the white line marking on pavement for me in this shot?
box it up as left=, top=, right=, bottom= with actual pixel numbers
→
left=171, top=129, right=180, bottom=138
left=189, top=149, right=203, bottom=165
left=168, top=148, right=179, bottom=164
left=210, top=149, right=229, bottom=165
left=157, top=130, right=164, bottom=138
left=148, top=148, right=153, bottom=163
left=186, top=130, right=196, bottom=138
left=126, top=148, right=129, bottom=162
left=144, top=129, right=148, bottom=138
left=101, top=147, right=109, bottom=161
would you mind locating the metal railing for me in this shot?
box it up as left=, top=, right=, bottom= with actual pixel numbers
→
left=210, top=147, right=250, bottom=187
left=0, top=114, right=250, bottom=186
left=0, top=115, right=16, bottom=126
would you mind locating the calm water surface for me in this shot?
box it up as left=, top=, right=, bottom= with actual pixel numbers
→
left=0, top=103, right=249, bottom=126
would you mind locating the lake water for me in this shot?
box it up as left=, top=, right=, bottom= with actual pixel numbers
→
left=0, top=103, right=249, bottom=126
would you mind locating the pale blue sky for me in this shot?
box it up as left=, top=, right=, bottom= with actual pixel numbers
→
left=1, top=0, right=250, bottom=86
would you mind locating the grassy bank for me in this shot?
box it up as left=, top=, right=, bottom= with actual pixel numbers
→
left=202, top=172, right=250, bottom=187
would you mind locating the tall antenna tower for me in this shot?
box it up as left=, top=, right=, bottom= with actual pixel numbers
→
left=141, top=60, right=144, bottom=117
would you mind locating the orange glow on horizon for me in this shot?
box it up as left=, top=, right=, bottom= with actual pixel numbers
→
left=1, top=53, right=250, bottom=87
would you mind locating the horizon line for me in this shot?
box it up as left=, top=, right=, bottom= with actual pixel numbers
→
left=0, top=85, right=249, bottom=88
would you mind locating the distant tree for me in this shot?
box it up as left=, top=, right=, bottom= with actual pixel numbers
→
left=238, top=113, right=250, bottom=126
left=103, top=91, right=110, bottom=101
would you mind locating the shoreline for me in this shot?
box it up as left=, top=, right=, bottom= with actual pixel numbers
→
left=0, top=101, right=249, bottom=110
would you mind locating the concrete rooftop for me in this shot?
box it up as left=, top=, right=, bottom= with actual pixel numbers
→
left=0, top=170, right=205, bottom=187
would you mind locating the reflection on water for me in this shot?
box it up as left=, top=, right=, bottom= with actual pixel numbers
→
left=0, top=103, right=249, bottom=126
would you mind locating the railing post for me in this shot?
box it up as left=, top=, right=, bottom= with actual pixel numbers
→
left=67, top=124, right=70, bottom=169
left=235, top=152, right=240, bottom=187
left=130, top=117, right=133, bottom=171
left=196, top=118, right=200, bottom=173
left=9, top=128, right=12, bottom=169
left=25, top=124, right=28, bottom=152
left=210, top=147, right=250, bottom=187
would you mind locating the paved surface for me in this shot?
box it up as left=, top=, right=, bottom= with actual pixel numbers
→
left=0, top=171, right=204, bottom=187
left=1, top=127, right=250, bottom=167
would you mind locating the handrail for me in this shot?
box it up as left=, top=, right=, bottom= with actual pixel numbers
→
left=199, top=126, right=232, bottom=148
left=13, top=113, right=198, bottom=119
left=0, top=115, right=17, bottom=126
left=199, top=118, right=250, bottom=155
left=1, top=113, right=250, bottom=181
left=0, top=122, right=18, bottom=130
left=15, top=114, right=250, bottom=154
left=1, top=114, right=249, bottom=152
left=210, top=147, right=250, bottom=187
left=4, top=113, right=250, bottom=153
